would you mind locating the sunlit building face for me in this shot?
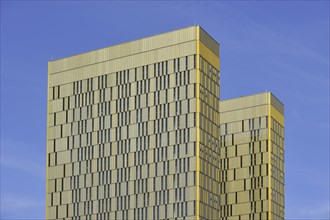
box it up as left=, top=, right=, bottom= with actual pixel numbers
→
left=46, top=26, right=284, bottom=220
left=46, top=26, right=221, bottom=220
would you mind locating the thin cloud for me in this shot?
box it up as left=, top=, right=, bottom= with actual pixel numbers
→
left=273, top=61, right=329, bottom=88
left=299, top=203, right=330, bottom=217
left=0, top=193, right=44, bottom=220
left=291, top=110, right=304, bottom=125
left=236, top=7, right=329, bottom=67
left=1, top=193, right=44, bottom=210
left=0, top=139, right=45, bottom=179
left=287, top=202, right=330, bottom=219
left=1, top=157, right=45, bottom=179
left=0, top=139, right=45, bottom=219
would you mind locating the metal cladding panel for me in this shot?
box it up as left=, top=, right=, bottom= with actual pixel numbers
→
left=199, top=27, right=219, bottom=57
left=219, top=92, right=285, bottom=220
left=220, top=93, right=268, bottom=113
left=49, top=41, right=196, bottom=87
left=49, top=26, right=197, bottom=74
left=270, top=94, right=284, bottom=115
left=220, top=105, right=268, bottom=124
left=47, top=26, right=223, bottom=220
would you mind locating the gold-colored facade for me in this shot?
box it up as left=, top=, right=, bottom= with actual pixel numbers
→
left=219, top=93, right=285, bottom=220
left=46, top=26, right=220, bottom=219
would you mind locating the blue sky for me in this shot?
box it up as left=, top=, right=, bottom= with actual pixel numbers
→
left=1, top=1, right=329, bottom=219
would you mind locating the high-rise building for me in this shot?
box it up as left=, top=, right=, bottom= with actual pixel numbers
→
left=46, top=26, right=285, bottom=220
left=219, top=93, right=285, bottom=220
left=46, top=26, right=221, bottom=220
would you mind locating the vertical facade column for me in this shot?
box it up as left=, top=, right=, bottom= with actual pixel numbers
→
left=195, top=27, right=201, bottom=220
left=268, top=92, right=272, bottom=220
left=46, top=62, right=50, bottom=220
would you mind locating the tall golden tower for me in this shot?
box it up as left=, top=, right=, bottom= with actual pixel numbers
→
left=219, top=93, right=285, bottom=220
left=46, top=26, right=221, bottom=219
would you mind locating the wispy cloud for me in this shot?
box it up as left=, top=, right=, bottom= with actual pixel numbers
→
left=0, top=139, right=45, bottom=179
left=287, top=201, right=330, bottom=220
left=1, top=157, right=45, bottom=179
left=0, top=139, right=45, bottom=219
left=0, top=193, right=44, bottom=219
left=215, top=3, right=329, bottom=87
left=273, top=60, right=329, bottom=88
left=1, top=193, right=44, bottom=210
left=236, top=8, right=329, bottom=67
left=299, top=203, right=330, bottom=217
left=291, top=109, right=304, bottom=126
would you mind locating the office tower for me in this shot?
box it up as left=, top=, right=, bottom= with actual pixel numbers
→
left=219, top=93, right=285, bottom=220
left=46, top=26, right=220, bottom=219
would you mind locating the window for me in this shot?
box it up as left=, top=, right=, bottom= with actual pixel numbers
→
left=194, top=55, right=196, bottom=69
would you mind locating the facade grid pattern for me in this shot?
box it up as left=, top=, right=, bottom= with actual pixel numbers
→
left=46, top=26, right=284, bottom=220
left=47, top=26, right=222, bottom=220
left=219, top=93, right=284, bottom=220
